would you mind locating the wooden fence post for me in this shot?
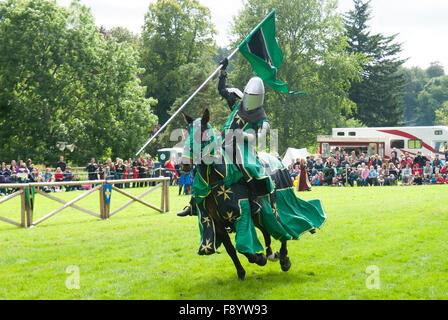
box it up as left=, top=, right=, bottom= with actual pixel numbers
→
left=99, top=182, right=110, bottom=219
left=160, top=180, right=165, bottom=213
left=20, top=189, right=26, bottom=227
left=164, top=178, right=170, bottom=213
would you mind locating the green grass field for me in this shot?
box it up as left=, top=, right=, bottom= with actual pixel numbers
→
left=0, top=184, right=447, bottom=300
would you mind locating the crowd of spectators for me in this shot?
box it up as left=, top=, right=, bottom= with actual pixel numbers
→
left=0, top=155, right=161, bottom=196
left=288, top=147, right=448, bottom=187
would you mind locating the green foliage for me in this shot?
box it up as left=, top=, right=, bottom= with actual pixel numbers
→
left=140, top=0, right=216, bottom=133
left=344, top=0, right=407, bottom=127
left=401, top=66, right=429, bottom=125
left=435, top=101, right=448, bottom=125
left=0, top=186, right=447, bottom=299
left=426, top=61, right=445, bottom=79
left=417, top=75, right=448, bottom=125
left=400, top=63, right=448, bottom=126
left=0, top=0, right=157, bottom=165
left=229, top=0, right=365, bottom=153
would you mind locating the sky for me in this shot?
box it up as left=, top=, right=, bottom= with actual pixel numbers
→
left=55, top=0, right=448, bottom=70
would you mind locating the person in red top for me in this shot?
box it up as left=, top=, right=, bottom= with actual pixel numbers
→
left=123, top=165, right=129, bottom=188
left=54, top=167, right=64, bottom=181
left=164, top=156, right=179, bottom=185
left=412, top=163, right=422, bottom=185
left=436, top=173, right=446, bottom=184
left=132, top=166, right=139, bottom=188
left=54, top=167, right=64, bottom=192
left=441, top=162, right=448, bottom=178
left=412, top=163, right=422, bottom=176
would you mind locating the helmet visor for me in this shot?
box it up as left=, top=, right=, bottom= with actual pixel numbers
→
left=243, top=93, right=264, bottom=111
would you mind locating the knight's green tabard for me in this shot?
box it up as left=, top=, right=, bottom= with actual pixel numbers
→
left=184, top=117, right=327, bottom=256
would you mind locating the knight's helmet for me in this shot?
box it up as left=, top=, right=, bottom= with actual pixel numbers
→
left=242, top=77, right=265, bottom=111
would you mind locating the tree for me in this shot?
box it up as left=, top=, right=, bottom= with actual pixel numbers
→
left=344, top=0, right=407, bottom=127
left=416, top=76, right=448, bottom=125
left=0, top=0, right=157, bottom=164
left=426, top=61, right=445, bottom=79
left=229, top=0, right=365, bottom=153
left=140, top=0, right=216, bottom=134
left=435, top=101, right=448, bottom=126
left=401, top=66, right=428, bottom=125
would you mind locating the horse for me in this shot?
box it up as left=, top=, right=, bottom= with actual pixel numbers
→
left=180, top=109, right=326, bottom=280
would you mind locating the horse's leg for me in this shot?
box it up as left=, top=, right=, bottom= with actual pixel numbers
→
left=252, top=212, right=279, bottom=262
left=206, top=198, right=246, bottom=281
left=216, top=228, right=247, bottom=280
left=239, top=251, right=267, bottom=266
left=279, top=240, right=291, bottom=272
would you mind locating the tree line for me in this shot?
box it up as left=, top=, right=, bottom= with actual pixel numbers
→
left=0, top=0, right=445, bottom=165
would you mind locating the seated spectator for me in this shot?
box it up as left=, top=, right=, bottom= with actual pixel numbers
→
left=29, top=167, right=43, bottom=183
left=63, top=166, right=74, bottom=191
left=386, top=163, right=399, bottom=186
left=371, top=154, right=382, bottom=169
left=368, top=165, right=378, bottom=186
left=54, top=167, right=64, bottom=191
left=359, top=164, right=369, bottom=186
left=432, top=154, right=444, bottom=172
left=412, top=164, right=423, bottom=185
left=401, top=164, right=412, bottom=186
left=441, top=162, right=448, bottom=179
left=422, top=161, right=433, bottom=177
left=444, top=142, right=448, bottom=162
left=430, top=173, right=437, bottom=184
left=422, top=173, right=430, bottom=185
left=0, top=162, right=11, bottom=196
left=26, top=159, right=34, bottom=172
left=334, top=165, right=348, bottom=186
left=314, top=158, right=324, bottom=172
left=378, top=163, right=387, bottom=176
left=71, top=173, right=81, bottom=190
left=17, top=164, right=29, bottom=183
left=311, top=172, right=322, bottom=186
left=9, top=167, right=18, bottom=184
left=436, top=173, right=446, bottom=184
left=378, top=174, right=385, bottom=186
left=347, top=167, right=359, bottom=187
left=43, top=168, right=55, bottom=193
left=340, top=156, right=350, bottom=168
left=290, top=164, right=299, bottom=180
left=323, top=164, right=336, bottom=186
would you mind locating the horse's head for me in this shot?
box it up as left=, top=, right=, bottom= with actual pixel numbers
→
left=180, top=109, right=218, bottom=172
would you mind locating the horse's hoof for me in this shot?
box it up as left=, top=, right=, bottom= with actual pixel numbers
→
left=268, top=252, right=280, bottom=262
left=280, top=256, right=291, bottom=272
left=255, top=253, right=267, bottom=266
left=237, top=269, right=246, bottom=281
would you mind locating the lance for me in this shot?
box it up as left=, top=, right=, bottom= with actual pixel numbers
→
left=135, top=47, right=239, bottom=156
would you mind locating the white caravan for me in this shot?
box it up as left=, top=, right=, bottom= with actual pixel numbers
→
left=317, top=126, right=448, bottom=160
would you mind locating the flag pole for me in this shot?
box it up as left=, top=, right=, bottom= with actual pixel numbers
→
left=135, top=47, right=240, bottom=156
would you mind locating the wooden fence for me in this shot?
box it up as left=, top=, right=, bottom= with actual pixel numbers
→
left=0, top=177, right=170, bottom=228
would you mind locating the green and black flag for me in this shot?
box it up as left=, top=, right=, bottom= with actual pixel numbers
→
left=238, top=10, right=306, bottom=95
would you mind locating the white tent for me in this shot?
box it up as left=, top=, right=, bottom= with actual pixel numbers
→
left=282, top=147, right=309, bottom=168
